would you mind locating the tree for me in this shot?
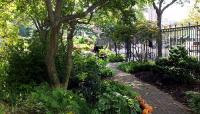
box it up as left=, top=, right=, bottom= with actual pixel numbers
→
left=44, top=0, right=111, bottom=88
left=151, top=0, right=188, bottom=57
left=10, top=0, right=141, bottom=88
left=6, top=0, right=109, bottom=88
left=1, top=0, right=150, bottom=88
left=182, top=0, right=200, bottom=24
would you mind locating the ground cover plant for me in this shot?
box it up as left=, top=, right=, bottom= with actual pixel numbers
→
left=186, top=91, right=200, bottom=114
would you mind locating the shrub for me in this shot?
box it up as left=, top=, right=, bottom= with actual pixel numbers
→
left=98, top=48, right=113, bottom=59
left=156, top=46, right=200, bottom=82
left=168, top=46, right=189, bottom=65
left=0, top=37, right=50, bottom=107
left=19, top=84, right=90, bottom=114
left=158, top=66, right=195, bottom=84
left=186, top=91, right=200, bottom=114
left=5, top=38, right=48, bottom=89
left=94, top=81, right=142, bottom=114
left=108, top=54, right=125, bottom=62
left=71, top=53, right=113, bottom=104
left=118, top=62, right=135, bottom=73
left=155, top=57, right=170, bottom=66
left=118, top=60, right=194, bottom=84
left=100, top=67, right=114, bottom=78
left=118, top=62, right=157, bottom=73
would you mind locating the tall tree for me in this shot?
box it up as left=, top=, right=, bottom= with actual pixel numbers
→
left=152, top=0, right=187, bottom=57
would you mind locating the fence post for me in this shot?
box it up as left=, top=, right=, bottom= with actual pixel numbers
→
left=197, top=22, right=200, bottom=61
left=181, top=24, right=184, bottom=45
left=188, top=23, right=191, bottom=56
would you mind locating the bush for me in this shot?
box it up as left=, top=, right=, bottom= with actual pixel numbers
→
left=118, top=62, right=157, bottom=73
left=158, top=66, right=195, bottom=84
left=108, top=54, right=125, bottom=62
left=94, top=81, right=142, bottom=114
left=155, top=46, right=200, bottom=83
left=0, top=38, right=43, bottom=107
left=19, top=84, right=90, bottom=114
left=168, top=46, right=189, bottom=66
left=71, top=53, right=113, bottom=104
left=118, top=61, right=194, bottom=84
left=5, top=38, right=48, bottom=89
left=186, top=91, right=200, bottom=114
left=100, top=67, right=114, bottom=78
left=98, top=48, right=112, bottom=59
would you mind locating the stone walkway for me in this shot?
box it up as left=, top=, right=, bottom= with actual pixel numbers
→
left=108, top=63, right=193, bottom=114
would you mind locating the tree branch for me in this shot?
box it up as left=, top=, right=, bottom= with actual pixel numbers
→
left=45, top=0, right=54, bottom=24
left=55, top=0, right=62, bottom=19
left=77, top=12, right=94, bottom=24
left=32, top=18, right=40, bottom=30
left=159, top=0, right=165, bottom=10
left=61, top=0, right=109, bottom=23
left=161, top=0, right=177, bottom=14
left=153, top=1, right=159, bottom=12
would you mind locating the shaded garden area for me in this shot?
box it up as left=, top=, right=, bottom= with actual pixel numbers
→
left=0, top=0, right=200, bottom=114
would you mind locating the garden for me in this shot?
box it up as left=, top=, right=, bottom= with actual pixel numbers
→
left=0, top=0, right=200, bottom=114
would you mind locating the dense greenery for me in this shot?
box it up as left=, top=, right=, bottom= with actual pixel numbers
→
left=119, top=46, right=200, bottom=84
left=1, top=0, right=196, bottom=113
left=108, top=54, right=125, bottom=62
left=0, top=36, right=142, bottom=113
left=18, top=85, right=90, bottom=114
left=186, top=91, right=200, bottom=114
left=95, top=81, right=142, bottom=114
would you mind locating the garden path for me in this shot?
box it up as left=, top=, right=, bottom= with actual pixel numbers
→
left=108, top=63, right=193, bottom=114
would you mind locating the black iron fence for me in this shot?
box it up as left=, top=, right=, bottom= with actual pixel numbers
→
left=113, top=23, right=200, bottom=61
left=162, top=23, right=200, bottom=61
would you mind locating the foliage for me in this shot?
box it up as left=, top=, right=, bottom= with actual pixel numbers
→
left=134, top=21, right=158, bottom=41
left=118, top=62, right=156, bottom=73
left=98, top=48, right=113, bottom=59
left=186, top=91, right=200, bottom=114
left=156, top=46, right=200, bottom=81
left=73, top=36, right=95, bottom=52
left=75, top=36, right=94, bottom=45
left=108, top=54, right=125, bottom=62
left=119, top=47, right=199, bottom=84
left=18, top=84, right=90, bottom=114
left=5, top=37, right=48, bottom=88
left=0, top=104, right=6, bottom=114
left=71, top=53, right=113, bottom=104
left=168, top=46, right=189, bottom=65
left=0, top=1, right=20, bottom=39
left=94, top=81, right=142, bottom=114
left=100, top=67, right=114, bottom=78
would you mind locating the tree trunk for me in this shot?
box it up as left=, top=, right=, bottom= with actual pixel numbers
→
left=63, top=25, right=75, bottom=89
left=45, top=26, right=61, bottom=88
left=157, top=14, right=162, bottom=58
left=114, top=42, right=118, bottom=55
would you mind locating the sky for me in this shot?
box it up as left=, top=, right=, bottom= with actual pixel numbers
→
left=145, top=0, right=195, bottom=24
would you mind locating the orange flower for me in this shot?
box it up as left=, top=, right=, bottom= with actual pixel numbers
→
left=142, top=109, right=150, bottom=114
